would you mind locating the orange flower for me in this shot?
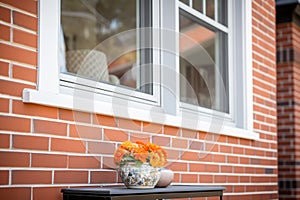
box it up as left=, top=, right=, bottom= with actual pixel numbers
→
left=114, top=141, right=167, bottom=167
left=134, top=152, right=148, bottom=163
left=120, top=141, right=134, bottom=151
left=136, top=141, right=149, bottom=151
left=157, top=149, right=167, bottom=165
left=114, top=147, right=128, bottom=164
left=147, top=142, right=161, bottom=152
left=149, top=152, right=161, bottom=167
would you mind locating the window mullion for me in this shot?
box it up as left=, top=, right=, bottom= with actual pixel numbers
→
left=161, top=0, right=179, bottom=116
left=215, top=0, right=218, bottom=21
left=203, top=0, right=206, bottom=15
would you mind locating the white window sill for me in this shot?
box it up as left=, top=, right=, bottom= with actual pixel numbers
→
left=23, top=88, right=259, bottom=140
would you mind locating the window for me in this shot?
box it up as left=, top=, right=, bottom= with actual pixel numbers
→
left=23, top=0, right=258, bottom=139
left=60, top=0, right=153, bottom=94
left=179, top=1, right=228, bottom=113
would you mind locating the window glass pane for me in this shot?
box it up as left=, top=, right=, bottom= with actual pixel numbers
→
left=179, top=12, right=229, bottom=113
left=218, top=0, right=227, bottom=26
left=193, top=0, right=203, bottom=13
left=206, top=0, right=215, bottom=20
left=180, top=0, right=190, bottom=6
left=60, top=0, right=152, bottom=94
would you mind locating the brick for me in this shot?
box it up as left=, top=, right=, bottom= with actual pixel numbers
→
left=0, top=43, right=37, bottom=66
left=13, top=135, right=49, bottom=151
left=207, top=143, right=219, bottom=152
left=0, top=24, right=10, bottom=41
left=12, top=65, right=37, bottom=83
left=33, top=187, right=64, bottom=200
left=181, top=174, right=198, bottom=183
left=13, top=11, right=37, bottom=31
left=0, top=61, right=9, bottom=77
left=233, top=146, right=244, bottom=154
left=168, top=162, right=188, bottom=171
left=0, top=98, right=9, bottom=113
left=129, top=132, right=150, bottom=144
left=0, top=134, right=10, bottom=148
left=198, top=131, right=209, bottom=140
left=221, top=165, right=232, bottom=173
left=58, top=109, right=74, bottom=121
left=54, top=170, right=88, bottom=184
left=0, top=152, right=30, bottom=167
left=165, top=149, right=180, bottom=160
left=118, top=118, right=141, bottom=131
left=0, top=79, right=35, bottom=97
left=87, top=141, right=115, bottom=155
left=58, top=109, right=91, bottom=123
left=213, top=154, right=226, bottom=163
left=182, top=129, right=198, bottom=139
left=143, top=122, right=162, bottom=134
left=0, top=187, right=31, bottom=200
left=239, top=157, right=250, bottom=164
left=90, top=171, right=117, bottom=183
left=12, top=170, right=52, bottom=184
left=199, top=175, right=213, bottom=183
left=200, top=153, right=213, bottom=162
left=69, top=156, right=100, bottom=169
left=13, top=29, right=37, bottom=48
left=205, top=164, right=219, bottom=172
left=240, top=176, right=250, bottom=183
left=227, top=175, right=239, bottom=183
left=239, top=138, right=250, bottom=146
left=102, top=156, right=117, bottom=169
left=189, top=140, right=204, bottom=151
left=217, top=135, right=227, bottom=143
left=1, top=0, right=37, bottom=14
left=0, top=115, right=31, bottom=132
left=72, top=111, right=91, bottom=123
left=233, top=185, right=245, bottom=193
left=0, top=6, right=11, bottom=23
left=51, top=138, right=86, bottom=153
left=152, top=135, right=170, bottom=147
left=13, top=100, right=57, bottom=118
left=173, top=173, right=180, bottom=183
left=93, top=114, right=117, bottom=127
left=103, top=129, right=128, bottom=142
left=164, top=125, right=180, bottom=136
left=215, top=175, right=226, bottom=183
left=172, top=138, right=188, bottom=149
left=227, top=156, right=239, bottom=164
left=70, top=124, right=102, bottom=140
left=0, top=170, right=9, bottom=185
left=34, top=120, right=67, bottom=136
left=227, top=137, right=239, bottom=144
left=181, top=151, right=199, bottom=161
left=189, top=163, right=205, bottom=172
left=219, top=145, right=232, bottom=153
left=32, top=154, right=67, bottom=168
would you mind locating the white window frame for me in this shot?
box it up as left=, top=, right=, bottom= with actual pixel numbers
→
left=23, top=0, right=259, bottom=140
left=177, top=2, right=232, bottom=121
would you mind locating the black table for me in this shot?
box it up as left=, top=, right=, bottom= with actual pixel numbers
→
left=61, top=185, right=226, bottom=200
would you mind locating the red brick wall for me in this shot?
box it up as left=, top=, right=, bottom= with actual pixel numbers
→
left=0, top=0, right=277, bottom=199
left=277, top=8, right=300, bottom=199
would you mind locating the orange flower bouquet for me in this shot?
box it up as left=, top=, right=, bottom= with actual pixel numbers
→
left=114, top=141, right=167, bottom=167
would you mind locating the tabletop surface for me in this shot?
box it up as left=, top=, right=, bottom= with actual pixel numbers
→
left=61, top=185, right=226, bottom=196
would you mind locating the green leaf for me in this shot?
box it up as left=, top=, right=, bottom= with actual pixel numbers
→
left=134, top=160, right=143, bottom=167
